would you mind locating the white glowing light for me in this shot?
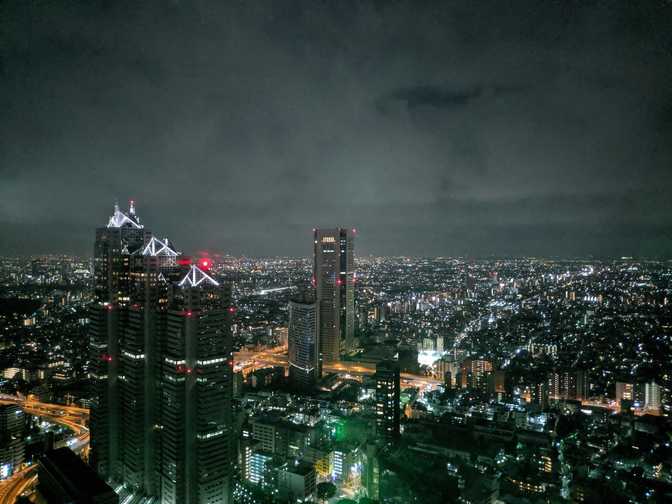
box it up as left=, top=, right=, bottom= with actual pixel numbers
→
left=107, top=202, right=143, bottom=229
left=178, top=265, right=219, bottom=287
left=142, top=236, right=179, bottom=257
left=418, top=350, right=443, bottom=367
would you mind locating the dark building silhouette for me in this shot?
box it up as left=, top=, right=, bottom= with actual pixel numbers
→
left=38, top=447, right=118, bottom=504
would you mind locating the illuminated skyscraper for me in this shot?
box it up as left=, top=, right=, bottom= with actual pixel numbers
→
left=288, top=295, right=319, bottom=390
left=374, top=360, right=400, bottom=442
left=158, top=265, right=233, bottom=504
left=90, top=201, right=150, bottom=483
left=89, top=202, right=233, bottom=503
left=313, top=228, right=355, bottom=363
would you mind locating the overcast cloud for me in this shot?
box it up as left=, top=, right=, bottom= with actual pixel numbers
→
left=1, top=0, right=671, bottom=257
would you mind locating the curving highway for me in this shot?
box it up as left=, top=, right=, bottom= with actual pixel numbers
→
left=0, top=397, right=89, bottom=504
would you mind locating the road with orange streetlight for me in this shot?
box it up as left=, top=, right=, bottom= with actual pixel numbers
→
left=0, top=397, right=89, bottom=504
left=233, top=348, right=443, bottom=388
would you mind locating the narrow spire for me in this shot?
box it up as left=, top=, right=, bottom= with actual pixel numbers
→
left=129, top=199, right=136, bottom=215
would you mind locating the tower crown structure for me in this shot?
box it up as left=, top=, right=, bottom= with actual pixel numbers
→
left=90, top=200, right=232, bottom=504
left=107, top=201, right=143, bottom=229
left=178, top=264, right=220, bottom=287
left=140, top=236, right=179, bottom=257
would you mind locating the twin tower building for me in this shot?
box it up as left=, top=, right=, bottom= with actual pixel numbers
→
left=89, top=202, right=355, bottom=503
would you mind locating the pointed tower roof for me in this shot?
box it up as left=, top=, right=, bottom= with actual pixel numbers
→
left=107, top=201, right=143, bottom=229
left=178, top=265, right=219, bottom=288
left=141, top=236, right=179, bottom=257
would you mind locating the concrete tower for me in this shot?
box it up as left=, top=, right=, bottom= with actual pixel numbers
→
left=313, top=228, right=355, bottom=363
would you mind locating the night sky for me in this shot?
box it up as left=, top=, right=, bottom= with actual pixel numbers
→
left=1, top=1, right=671, bottom=258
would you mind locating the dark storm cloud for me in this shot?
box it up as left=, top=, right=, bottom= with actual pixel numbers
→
left=1, top=0, right=671, bottom=257
left=381, top=85, right=481, bottom=110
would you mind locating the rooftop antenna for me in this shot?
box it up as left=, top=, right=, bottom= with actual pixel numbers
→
left=114, top=199, right=120, bottom=213
left=129, top=199, right=136, bottom=215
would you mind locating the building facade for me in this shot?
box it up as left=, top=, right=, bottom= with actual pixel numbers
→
left=89, top=202, right=233, bottom=504
left=288, top=296, right=319, bottom=390
left=313, top=228, right=355, bottom=363
left=374, top=360, right=400, bottom=441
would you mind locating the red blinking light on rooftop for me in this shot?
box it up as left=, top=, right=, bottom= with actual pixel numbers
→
left=198, top=258, right=212, bottom=270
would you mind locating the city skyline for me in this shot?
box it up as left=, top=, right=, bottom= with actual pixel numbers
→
left=2, top=1, right=672, bottom=258
left=1, top=2, right=671, bottom=503
left=1, top=206, right=671, bottom=503
left=4, top=199, right=672, bottom=262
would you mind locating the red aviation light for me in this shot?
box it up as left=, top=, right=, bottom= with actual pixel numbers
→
left=228, top=306, right=237, bottom=314
left=352, top=228, right=357, bottom=235
left=177, top=258, right=192, bottom=266
left=198, top=258, right=212, bottom=270
left=336, top=278, right=343, bottom=286
left=311, top=276, right=316, bottom=287
left=184, top=310, right=193, bottom=317
left=101, top=354, right=112, bottom=363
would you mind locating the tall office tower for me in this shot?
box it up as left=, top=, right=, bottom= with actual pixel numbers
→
left=313, top=228, right=355, bottom=363
left=288, top=295, right=319, bottom=391
left=89, top=202, right=233, bottom=504
left=374, top=360, right=400, bottom=442
left=90, top=201, right=150, bottom=482
left=158, top=265, right=233, bottom=504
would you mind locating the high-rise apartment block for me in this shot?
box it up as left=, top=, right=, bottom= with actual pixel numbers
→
left=89, top=202, right=233, bottom=504
left=313, top=228, right=355, bottom=363
left=548, top=370, right=589, bottom=401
